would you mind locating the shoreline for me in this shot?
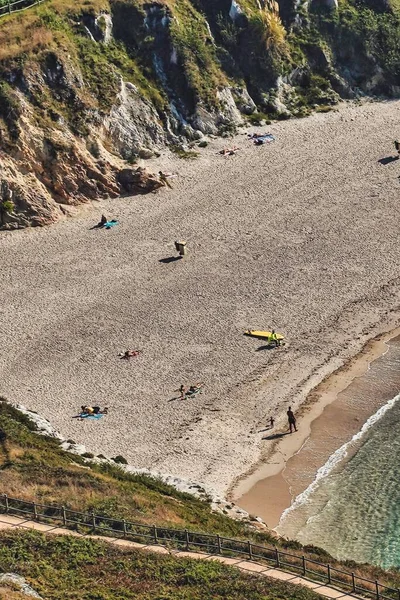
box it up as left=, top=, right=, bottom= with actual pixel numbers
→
left=233, top=325, right=400, bottom=528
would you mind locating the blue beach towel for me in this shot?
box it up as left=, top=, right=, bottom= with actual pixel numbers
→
left=104, top=220, right=118, bottom=229
left=79, top=413, right=104, bottom=420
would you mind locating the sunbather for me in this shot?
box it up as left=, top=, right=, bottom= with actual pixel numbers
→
left=186, top=382, right=205, bottom=396
left=119, top=350, right=140, bottom=360
left=219, top=147, right=239, bottom=156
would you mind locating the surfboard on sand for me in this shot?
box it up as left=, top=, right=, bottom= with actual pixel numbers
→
left=244, top=330, right=285, bottom=341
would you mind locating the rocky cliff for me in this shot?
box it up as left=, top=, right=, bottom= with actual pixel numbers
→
left=0, top=0, right=399, bottom=228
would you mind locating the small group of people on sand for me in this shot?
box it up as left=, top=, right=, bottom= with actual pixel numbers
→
left=179, top=383, right=205, bottom=400
left=248, top=132, right=275, bottom=146
left=265, top=408, right=296, bottom=433
left=93, top=215, right=118, bottom=229
left=118, top=350, right=141, bottom=360
left=80, top=406, right=108, bottom=415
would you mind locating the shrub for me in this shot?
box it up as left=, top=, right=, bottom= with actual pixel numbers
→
left=112, top=455, right=128, bottom=464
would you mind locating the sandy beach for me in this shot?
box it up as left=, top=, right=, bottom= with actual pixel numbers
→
left=234, top=329, right=400, bottom=526
left=1, top=99, right=400, bottom=499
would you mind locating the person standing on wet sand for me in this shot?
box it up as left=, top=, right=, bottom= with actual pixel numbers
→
left=287, top=406, right=297, bottom=433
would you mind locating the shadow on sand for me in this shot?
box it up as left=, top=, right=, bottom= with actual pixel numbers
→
left=256, top=344, right=277, bottom=352
left=378, top=155, right=399, bottom=165
left=168, top=396, right=182, bottom=402
left=262, top=432, right=291, bottom=441
left=159, top=257, right=182, bottom=264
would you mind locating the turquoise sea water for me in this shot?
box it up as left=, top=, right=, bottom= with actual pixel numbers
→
left=277, top=338, right=400, bottom=569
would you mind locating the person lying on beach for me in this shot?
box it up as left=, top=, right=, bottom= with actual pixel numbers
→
left=79, top=406, right=108, bottom=415
left=118, top=350, right=140, bottom=360
left=248, top=133, right=275, bottom=145
left=186, top=382, right=205, bottom=397
left=219, top=147, right=240, bottom=156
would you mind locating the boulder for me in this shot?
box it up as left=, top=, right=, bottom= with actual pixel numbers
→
left=117, top=167, right=163, bottom=194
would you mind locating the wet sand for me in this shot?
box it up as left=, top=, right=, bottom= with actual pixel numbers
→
left=1, top=100, right=400, bottom=497
left=235, top=329, right=400, bottom=527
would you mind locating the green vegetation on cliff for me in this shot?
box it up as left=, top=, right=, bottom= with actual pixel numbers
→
left=1, top=0, right=400, bottom=227
left=1, top=401, right=400, bottom=594
left=0, top=530, right=324, bottom=600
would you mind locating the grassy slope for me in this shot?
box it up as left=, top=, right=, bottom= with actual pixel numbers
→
left=1, top=402, right=400, bottom=590
left=0, top=530, right=324, bottom=600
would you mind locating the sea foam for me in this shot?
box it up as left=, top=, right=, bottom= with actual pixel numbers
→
left=278, top=391, right=400, bottom=529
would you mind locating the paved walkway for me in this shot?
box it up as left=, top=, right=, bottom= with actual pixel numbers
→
left=0, top=514, right=359, bottom=600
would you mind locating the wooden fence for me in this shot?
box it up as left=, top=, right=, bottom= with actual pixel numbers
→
left=0, top=0, right=43, bottom=18
left=0, top=493, right=399, bottom=600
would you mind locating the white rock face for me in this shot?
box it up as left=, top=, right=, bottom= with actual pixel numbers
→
left=229, top=0, right=243, bottom=21
left=103, top=79, right=166, bottom=158
left=0, top=573, right=43, bottom=598
left=217, top=87, right=243, bottom=124
left=95, top=13, right=113, bottom=44
left=313, top=0, right=338, bottom=8
left=231, top=87, right=257, bottom=115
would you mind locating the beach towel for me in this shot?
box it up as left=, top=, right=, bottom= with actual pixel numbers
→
left=104, top=220, right=118, bottom=229
left=78, top=413, right=104, bottom=420
left=255, top=134, right=275, bottom=144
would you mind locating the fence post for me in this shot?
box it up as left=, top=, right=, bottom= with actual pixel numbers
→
left=216, top=534, right=221, bottom=555
left=275, top=548, right=280, bottom=568
left=185, top=529, right=190, bottom=551
left=123, top=519, right=127, bottom=537
left=33, top=502, right=38, bottom=521
left=351, top=572, right=356, bottom=593
left=91, top=511, right=96, bottom=531
left=327, top=564, right=331, bottom=585
left=375, top=581, right=380, bottom=600
left=152, top=525, right=158, bottom=544
left=248, top=540, right=253, bottom=561
left=302, top=556, right=306, bottom=576
left=3, top=494, right=8, bottom=514
left=61, top=506, right=67, bottom=526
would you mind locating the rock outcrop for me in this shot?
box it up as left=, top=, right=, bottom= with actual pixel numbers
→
left=0, top=0, right=399, bottom=228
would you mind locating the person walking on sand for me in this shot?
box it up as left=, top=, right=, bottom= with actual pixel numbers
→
left=270, top=416, right=275, bottom=428
left=287, top=406, right=297, bottom=433
left=179, top=384, right=186, bottom=400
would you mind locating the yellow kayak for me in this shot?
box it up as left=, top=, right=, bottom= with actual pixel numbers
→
left=245, top=330, right=285, bottom=341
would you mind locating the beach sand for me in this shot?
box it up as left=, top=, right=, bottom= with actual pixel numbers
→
left=1, top=100, right=400, bottom=498
left=233, top=329, right=400, bottom=526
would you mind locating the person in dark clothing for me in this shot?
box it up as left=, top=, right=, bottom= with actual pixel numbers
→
left=270, top=416, right=275, bottom=428
left=287, top=406, right=297, bottom=433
